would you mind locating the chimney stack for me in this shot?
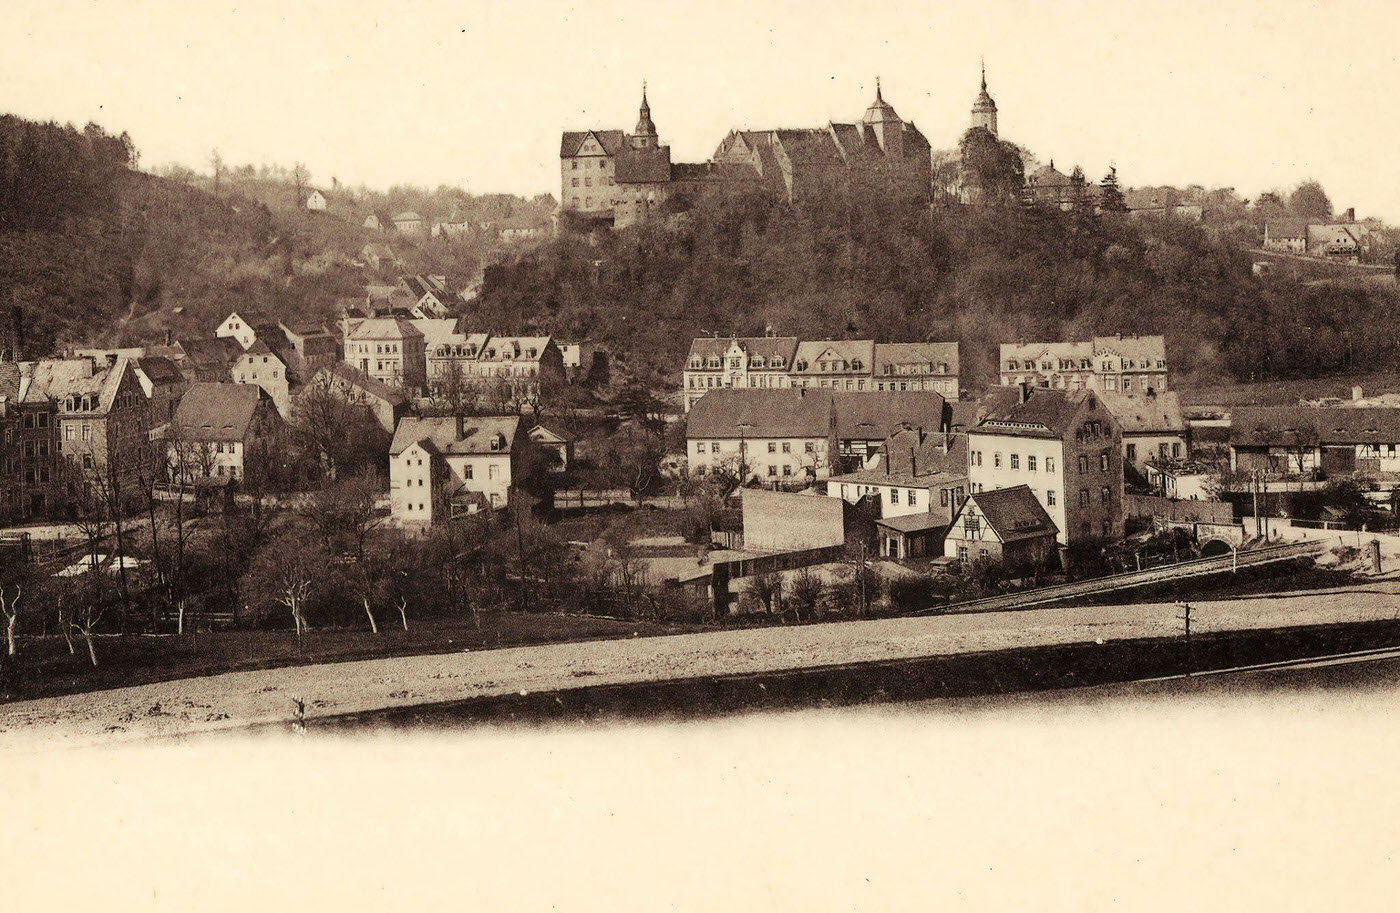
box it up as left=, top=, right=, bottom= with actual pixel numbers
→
left=456, top=413, right=465, bottom=439
left=910, top=446, right=917, bottom=477
left=165, top=328, right=173, bottom=346
left=1018, top=381, right=1031, bottom=405
left=1353, top=385, right=1363, bottom=402
left=1343, top=207, right=1355, bottom=222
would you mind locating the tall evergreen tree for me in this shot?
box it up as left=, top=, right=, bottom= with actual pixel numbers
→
left=1099, top=166, right=1128, bottom=212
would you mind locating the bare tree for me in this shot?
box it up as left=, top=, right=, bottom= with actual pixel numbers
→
left=301, top=470, right=385, bottom=564
left=291, top=162, right=310, bottom=207
left=0, top=584, right=21, bottom=657
left=272, top=552, right=314, bottom=641
left=208, top=148, right=225, bottom=195
left=786, top=568, right=825, bottom=623
left=744, top=571, right=782, bottom=615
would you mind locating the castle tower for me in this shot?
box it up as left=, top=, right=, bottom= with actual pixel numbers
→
left=630, top=81, right=658, bottom=150
left=862, top=77, right=904, bottom=157
left=970, top=59, right=998, bottom=138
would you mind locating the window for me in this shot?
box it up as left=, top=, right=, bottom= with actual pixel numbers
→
left=804, top=442, right=814, bottom=453
left=1078, top=455, right=1088, bottom=474
left=1101, top=486, right=1111, bottom=504
left=83, top=454, right=94, bottom=470
left=782, top=465, right=792, bottom=476
left=1046, top=456, right=1055, bottom=473
left=768, top=465, right=777, bottom=477
left=1080, top=489, right=1090, bottom=507
left=940, top=489, right=949, bottom=507
left=782, top=442, right=791, bottom=454
left=1010, top=454, right=1019, bottom=470
left=65, top=425, right=74, bottom=441
left=1159, top=443, right=1169, bottom=459
left=464, top=466, right=474, bottom=479
left=890, top=488, right=900, bottom=505
left=1100, top=451, right=1110, bottom=471
left=81, top=423, right=92, bottom=441
left=1102, top=521, right=1112, bottom=537
left=1172, top=443, right=1182, bottom=459
left=1028, top=456, right=1037, bottom=472
left=994, top=452, right=1002, bottom=468
left=1047, top=489, right=1056, bottom=506
left=696, top=442, right=706, bottom=454
left=488, top=465, right=499, bottom=480
left=767, top=442, right=777, bottom=453
left=1126, top=443, right=1136, bottom=462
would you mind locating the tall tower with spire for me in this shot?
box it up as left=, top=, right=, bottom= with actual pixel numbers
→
left=630, top=81, right=658, bottom=150
left=970, top=59, right=998, bottom=138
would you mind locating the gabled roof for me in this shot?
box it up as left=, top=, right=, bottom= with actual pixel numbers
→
left=314, top=363, right=407, bottom=406
left=1230, top=406, right=1400, bottom=447
left=687, top=389, right=833, bottom=439
left=172, top=383, right=264, bottom=442
left=479, top=336, right=552, bottom=361
left=19, top=356, right=131, bottom=412
left=1265, top=218, right=1308, bottom=240
left=829, top=432, right=967, bottom=489
left=832, top=391, right=946, bottom=440
left=560, top=130, right=625, bottom=158
left=347, top=317, right=424, bottom=341
left=773, top=129, right=845, bottom=166
left=392, top=211, right=423, bottom=222
left=686, top=335, right=799, bottom=365
left=1097, top=391, right=1185, bottom=435
left=966, top=485, right=1058, bottom=543
left=873, top=342, right=959, bottom=376
left=390, top=415, right=521, bottom=456
left=792, top=339, right=875, bottom=372
left=528, top=424, right=573, bottom=445
left=1092, top=335, right=1166, bottom=365
left=1000, top=341, right=1095, bottom=365
left=136, top=355, right=184, bottom=385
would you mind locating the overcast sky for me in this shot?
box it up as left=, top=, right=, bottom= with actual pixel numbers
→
left=6, top=0, right=1399, bottom=219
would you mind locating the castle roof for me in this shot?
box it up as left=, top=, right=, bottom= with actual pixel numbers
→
left=560, top=130, right=625, bottom=158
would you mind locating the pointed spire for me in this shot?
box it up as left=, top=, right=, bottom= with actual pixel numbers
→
left=980, top=57, right=987, bottom=92
left=641, top=78, right=649, bottom=110
left=876, top=76, right=884, bottom=103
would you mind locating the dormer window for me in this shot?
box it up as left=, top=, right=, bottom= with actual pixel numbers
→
left=850, top=360, right=863, bottom=372
left=1007, top=360, right=1018, bottom=371
left=751, top=356, right=765, bottom=368
left=690, top=358, right=702, bottom=368
left=795, top=360, right=808, bottom=371
left=771, top=357, right=784, bottom=368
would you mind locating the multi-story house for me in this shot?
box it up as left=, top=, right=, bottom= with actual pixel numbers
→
left=299, top=364, right=408, bottom=435
left=827, top=430, right=968, bottom=559
left=344, top=317, right=427, bottom=393
left=214, top=310, right=261, bottom=350
left=231, top=340, right=291, bottom=418
left=424, top=326, right=489, bottom=390
left=1098, top=390, right=1188, bottom=470
left=790, top=339, right=875, bottom=391
left=833, top=391, right=948, bottom=469
left=278, top=322, right=339, bottom=374
left=388, top=415, right=524, bottom=526
left=872, top=343, right=960, bottom=399
left=1, top=362, right=61, bottom=521
left=166, top=383, right=280, bottom=483
left=22, top=355, right=152, bottom=500
left=134, top=356, right=188, bottom=426
left=467, top=336, right=565, bottom=402
left=682, top=335, right=798, bottom=411
left=686, top=389, right=835, bottom=484
left=943, top=485, right=1060, bottom=570
left=967, top=386, right=1124, bottom=546
left=399, top=275, right=453, bottom=318
left=1000, top=335, right=1168, bottom=394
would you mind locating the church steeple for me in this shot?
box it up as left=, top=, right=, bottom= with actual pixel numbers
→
left=632, top=80, right=658, bottom=148
left=970, top=57, right=999, bottom=138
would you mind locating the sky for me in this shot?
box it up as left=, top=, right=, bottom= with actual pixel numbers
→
left=5, top=0, right=1400, bottom=219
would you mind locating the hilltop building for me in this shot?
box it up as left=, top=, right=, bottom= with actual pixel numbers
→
left=1000, top=335, right=1168, bottom=394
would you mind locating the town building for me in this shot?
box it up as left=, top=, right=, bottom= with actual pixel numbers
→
left=278, top=322, right=339, bottom=374
left=683, top=335, right=960, bottom=411
left=134, top=355, right=188, bottom=425
left=299, top=364, right=408, bottom=434
left=166, top=383, right=279, bottom=483
left=686, top=388, right=835, bottom=484
left=827, top=429, right=968, bottom=559
left=231, top=340, right=292, bottom=418
left=943, top=485, right=1060, bottom=571
left=832, top=391, right=948, bottom=468
left=1000, top=335, right=1168, bottom=394
left=561, top=80, right=932, bottom=228
left=1229, top=406, right=1400, bottom=477
left=388, top=415, right=524, bottom=526
left=399, top=275, right=453, bottom=318
left=969, top=62, right=998, bottom=137
left=0, top=361, right=60, bottom=521
left=527, top=424, right=574, bottom=472
left=967, top=386, right=1124, bottom=546
left=1263, top=219, right=1307, bottom=253
left=305, top=190, right=327, bottom=211
left=392, top=212, right=425, bottom=235
left=682, top=335, right=798, bottom=410
left=20, top=355, right=152, bottom=499
left=344, top=317, right=427, bottom=392
left=1097, top=390, right=1188, bottom=469
left=466, top=336, right=565, bottom=402
left=215, top=310, right=260, bottom=349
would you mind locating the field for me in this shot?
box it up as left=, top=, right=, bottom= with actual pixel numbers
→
left=1178, top=371, right=1400, bottom=407
left=1, top=612, right=702, bottom=704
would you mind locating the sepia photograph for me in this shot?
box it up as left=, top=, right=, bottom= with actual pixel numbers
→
left=2, top=0, right=1399, bottom=908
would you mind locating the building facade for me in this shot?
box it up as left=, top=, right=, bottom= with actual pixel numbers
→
left=345, top=317, right=427, bottom=393
left=388, top=415, right=524, bottom=527
left=1000, top=335, right=1168, bottom=394
left=967, top=387, right=1124, bottom=546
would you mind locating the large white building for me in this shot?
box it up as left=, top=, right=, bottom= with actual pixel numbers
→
left=1000, top=335, right=1167, bottom=394
left=388, top=415, right=524, bottom=527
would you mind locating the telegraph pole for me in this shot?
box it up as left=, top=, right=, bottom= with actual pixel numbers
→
left=1177, top=601, right=1193, bottom=677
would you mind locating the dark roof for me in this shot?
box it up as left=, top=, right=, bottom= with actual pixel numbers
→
left=172, top=383, right=263, bottom=442
left=671, top=162, right=762, bottom=183
left=876, top=513, right=950, bottom=534
left=390, top=416, right=521, bottom=456
left=773, top=129, right=844, bottom=166
left=832, top=391, right=946, bottom=440
left=614, top=146, right=672, bottom=183
left=829, top=432, right=966, bottom=489
left=1230, top=406, right=1400, bottom=447
left=1266, top=218, right=1308, bottom=240
left=318, top=363, right=407, bottom=406
left=137, top=356, right=184, bottom=385
left=873, top=342, right=959, bottom=377
left=969, top=485, right=1058, bottom=543
left=560, top=130, right=625, bottom=158
left=687, top=389, right=832, bottom=439
left=975, top=388, right=1097, bottom=439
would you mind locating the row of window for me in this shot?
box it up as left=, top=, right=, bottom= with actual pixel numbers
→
left=569, top=158, right=609, bottom=170
left=1005, top=358, right=1166, bottom=372
left=1127, top=442, right=1183, bottom=461
left=695, top=441, right=817, bottom=455
left=570, top=177, right=615, bottom=188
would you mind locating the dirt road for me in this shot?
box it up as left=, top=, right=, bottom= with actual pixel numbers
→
left=3, top=581, right=1398, bottom=748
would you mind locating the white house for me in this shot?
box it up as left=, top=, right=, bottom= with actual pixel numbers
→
left=166, top=383, right=278, bottom=483
left=305, top=190, right=328, bottom=211
left=685, top=388, right=833, bottom=484
left=388, top=415, right=523, bottom=527
left=215, top=311, right=260, bottom=350
left=1098, top=390, right=1188, bottom=469
left=231, top=340, right=291, bottom=418
left=943, top=485, right=1059, bottom=571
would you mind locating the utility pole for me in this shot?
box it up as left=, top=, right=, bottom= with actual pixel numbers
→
left=1177, top=601, right=1193, bottom=677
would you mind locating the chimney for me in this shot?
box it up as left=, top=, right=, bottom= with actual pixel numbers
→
left=105, top=353, right=118, bottom=369
left=456, top=413, right=465, bottom=439
left=9, top=302, right=22, bottom=361
left=165, top=328, right=173, bottom=346
left=1018, top=381, right=1031, bottom=405
left=910, top=446, right=917, bottom=477
left=1343, top=207, right=1355, bottom=222
left=917, top=425, right=926, bottom=445
left=1353, top=385, right=1363, bottom=402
